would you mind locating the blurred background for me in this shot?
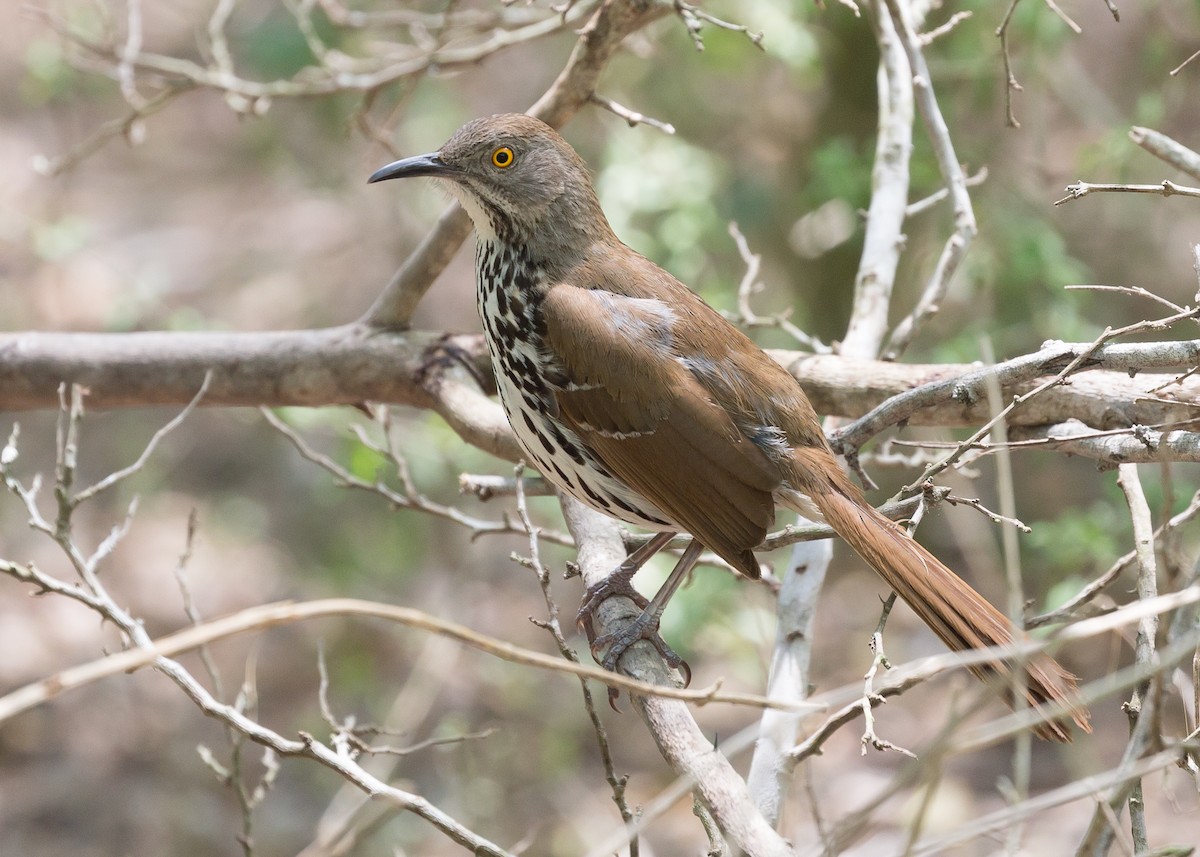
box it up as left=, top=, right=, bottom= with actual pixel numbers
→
left=2, top=1, right=1199, bottom=854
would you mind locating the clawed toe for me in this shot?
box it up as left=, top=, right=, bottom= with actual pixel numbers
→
left=576, top=571, right=648, bottom=643
left=574, top=533, right=695, bottom=702
left=591, top=611, right=690, bottom=698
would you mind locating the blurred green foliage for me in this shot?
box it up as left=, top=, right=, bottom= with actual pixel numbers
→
left=237, top=4, right=340, bottom=79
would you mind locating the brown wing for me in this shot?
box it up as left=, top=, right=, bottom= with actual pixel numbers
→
left=539, top=281, right=781, bottom=578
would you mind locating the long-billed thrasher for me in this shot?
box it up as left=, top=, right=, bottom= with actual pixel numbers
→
left=369, top=113, right=1090, bottom=740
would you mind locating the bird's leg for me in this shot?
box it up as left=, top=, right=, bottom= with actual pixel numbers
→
left=576, top=530, right=676, bottom=642
left=590, top=538, right=704, bottom=691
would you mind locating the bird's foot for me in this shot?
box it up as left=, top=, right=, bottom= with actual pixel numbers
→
left=590, top=610, right=691, bottom=710
left=576, top=569, right=648, bottom=644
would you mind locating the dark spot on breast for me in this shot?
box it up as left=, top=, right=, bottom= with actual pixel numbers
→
left=551, top=424, right=585, bottom=464
left=495, top=317, right=517, bottom=342
left=512, top=268, right=535, bottom=293
left=549, top=460, right=573, bottom=486
left=578, top=478, right=611, bottom=509
left=611, top=496, right=641, bottom=516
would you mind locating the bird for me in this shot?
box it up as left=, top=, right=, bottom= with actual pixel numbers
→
left=369, top=113, right=1090, bottom=741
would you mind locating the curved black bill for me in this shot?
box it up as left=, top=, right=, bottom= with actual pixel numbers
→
left=367, top=152, right=457, bottom=184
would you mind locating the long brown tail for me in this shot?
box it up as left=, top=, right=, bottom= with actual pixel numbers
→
left=803, top=472, right=1091, bottom=742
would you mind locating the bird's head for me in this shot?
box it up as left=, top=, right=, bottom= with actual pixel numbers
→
left=369, top=113, right=606, bottom=247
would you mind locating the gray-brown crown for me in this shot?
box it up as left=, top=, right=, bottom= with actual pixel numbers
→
left=370, top=113, right=612, bottom=252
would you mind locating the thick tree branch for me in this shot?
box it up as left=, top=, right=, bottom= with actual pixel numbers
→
left=559, top=497, right=796, bottom=856
left=841, top=0, right=912, bottom=360
left=821, top=338, right=1200, bottom=451
left=880, top=0, right=977, bottom=359
left=4, top=330, right=1199, bottom=420
left=5, top=329, right=1200, bottom=466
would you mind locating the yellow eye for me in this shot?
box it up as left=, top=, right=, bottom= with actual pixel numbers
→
left=491, top=146, right=515, bottom=168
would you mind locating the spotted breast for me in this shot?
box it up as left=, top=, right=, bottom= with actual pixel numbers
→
left=475, top=239, right=676, bottom=531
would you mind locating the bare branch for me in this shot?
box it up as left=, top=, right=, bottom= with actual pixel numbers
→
left=31, top=84, right=188, bottom=177
left=944, top=492, right=1031, bottom=532
left=881, top=0, right=977, bottom=359
left=1055, top=179, right=1200, bottom=206
left=0, top=597, right=811, bottom=727
left=75, top=371, right=211, bottom=505
left=53, top=3, right=592, bottom=101
left=858, top=595, right=916, bottom=758
left=905, top=166, right=988, bottom=216
left=1090, top=464, right=1159, bottom=855
left=510, top=472, right=640, bottom=847
left=459, top=472, right=553, bottom=500
left=1170, top=46, right=1200, bottom=77
left=1008, top=421, right=1200, bottom=465
left=10, top=328, right=1200, bottom=471
left=1, top=419, right=514, bottom=854
left=1042, top=0, right=1082, bottom=34
left=672, top=1, right=764, bottom=52
left=919, top=10, right=973, bottom=45
left=1128, top=126, right=1200, bottom=182
left=1028, top=488, right=1200, bottom=628
left=842, top=0, right=913, bottom=360
left=1194, top=243, right=1200, bottom=304
left=831, top=320, right=1200, bottom=467
left=590, top=93, right=676, bottom=134
left=745, top=537, right=832, bottom=823
left=995, top=0, right=1026, bottom=128
left=728, top=222, right=830, bottom=352
left=558, top=497, right=796, bottom=856
left=261, top=407, right=568, bottom=543
left=907, top=747, right=1186, bottom=857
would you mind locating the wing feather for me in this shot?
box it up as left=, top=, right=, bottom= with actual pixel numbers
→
left=540, top=281, right=780, bottom=577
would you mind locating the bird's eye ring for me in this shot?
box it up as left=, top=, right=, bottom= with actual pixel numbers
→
left=491, top=146, right=515, bottom=169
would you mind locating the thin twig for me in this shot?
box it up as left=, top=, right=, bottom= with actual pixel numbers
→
left=673, top=1, right=764, bottom=51
left=74, top=371, right=212, bottom=505
left=859, top=595, right=915, bottom=758
left=1042, top=0, right=1082, bottom=33
left=1030, top=489, right=1200, bottom=628
left=995, top=0, right=1025, bottom=128
left=918, top=10, right=973, bottom=45
left=1073, top=465, right=1161, bottom=856
left=1170, top=46, right=1200, bottom=77
left=1, top=401, right=513, bottom=855
left=1064, top=282, right=1190, bottom=316
left=590, top=93, right=675, bottom=134
left=728, top=222, right=830, bottom=352
left=905, top=166, right=988, bottom=216
left=0, top=597, right=820, bottom=726
left=459, top=472, right=553, bottom=499
left=887, top=307, right=1200, bottom=494
left=261, top=407, right=571, bottom=545
left=943, top=492, right=1031, bottom=532
left=511, top=468, right=640, bottom=852
left=1055, top=179, right=1200, bottom=206
left=117, top=0, right=146, bottom=110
